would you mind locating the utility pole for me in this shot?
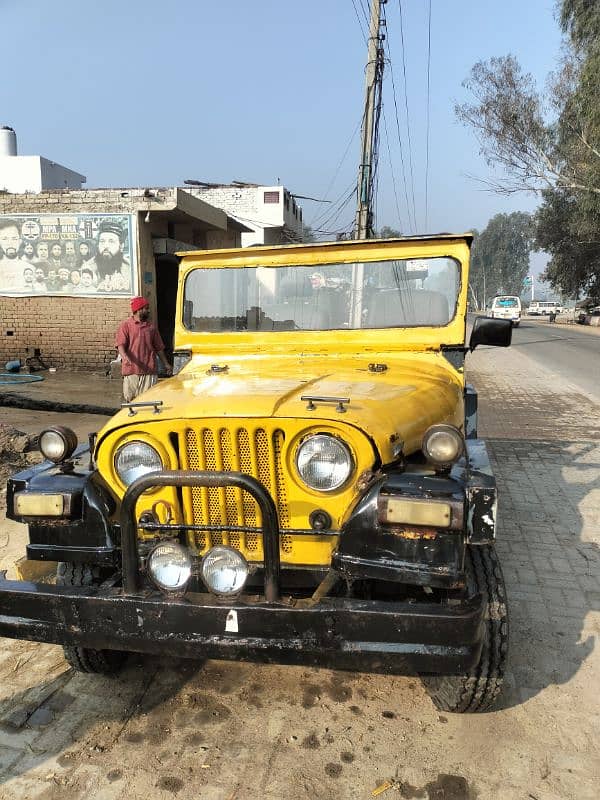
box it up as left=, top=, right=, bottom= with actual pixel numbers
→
left=354, top=0, right=386, bottom=240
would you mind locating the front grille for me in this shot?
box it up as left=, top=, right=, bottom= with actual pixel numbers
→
left=179, top=424, right=293, bottom=558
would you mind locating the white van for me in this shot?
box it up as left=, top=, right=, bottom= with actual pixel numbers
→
left=490, top=295, right=522, bottom=326
left=528, top=301, right=559, bottom=315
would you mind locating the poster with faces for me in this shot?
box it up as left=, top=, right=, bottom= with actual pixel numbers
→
left=0, top=213, right=136, bottom=296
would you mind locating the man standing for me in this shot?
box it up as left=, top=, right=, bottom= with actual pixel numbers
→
left=115, top=296, right=171, bottom=402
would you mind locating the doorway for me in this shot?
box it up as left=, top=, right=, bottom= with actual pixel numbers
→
left=155, top=254, right=179, bottom=360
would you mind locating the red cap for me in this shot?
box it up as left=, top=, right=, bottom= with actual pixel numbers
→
left=130, top=296, right=149, bottom=313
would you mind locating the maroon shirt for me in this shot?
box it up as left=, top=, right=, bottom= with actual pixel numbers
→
left=115, top=317, right=165, bottom=376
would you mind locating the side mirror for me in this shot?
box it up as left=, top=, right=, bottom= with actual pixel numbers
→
left=469, top=316, right=512, bottom=351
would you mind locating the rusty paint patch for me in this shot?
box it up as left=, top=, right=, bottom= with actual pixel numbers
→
left=391, top=527, right=438, bottom=540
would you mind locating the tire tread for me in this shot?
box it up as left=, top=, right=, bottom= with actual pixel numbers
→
left=56, top=562, right=126, bottom=675
left=423, top=546, right=509, bottom=713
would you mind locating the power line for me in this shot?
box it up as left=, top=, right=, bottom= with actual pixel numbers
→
left=382, top=107, right=403, bottom=231
left=424, top=0, right=432, bottom=232
left=312, top=182, right=356, bottom=233
left=308, top=116, right=362, bottom=228
left=311, top=178, right=356, bottom=229
left=381, top=26, right=416, bottom=232
left=316, top=185, right=357, bottom=232
left=350, top=0, right=368, bottom=41
left=397, top=0, right=418, bottom=232
left=357, top=0, right=370, bottom=28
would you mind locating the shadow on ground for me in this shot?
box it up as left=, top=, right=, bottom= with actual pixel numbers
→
left=487, top=436, right=599, bottom=710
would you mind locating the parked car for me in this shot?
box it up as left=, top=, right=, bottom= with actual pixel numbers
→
left=0, top=234, right=513, bottom=713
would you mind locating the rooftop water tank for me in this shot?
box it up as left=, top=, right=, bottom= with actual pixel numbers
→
left=0, top=126, right=17, bottom=157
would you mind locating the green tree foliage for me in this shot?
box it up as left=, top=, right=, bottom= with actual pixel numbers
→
left=302, top=224, right=317, bottom=243
left=456, top=2, right=600, bottom=300
left=378, top=226, right=403, bottom=238
left=469, top=213, right=533, bottom=308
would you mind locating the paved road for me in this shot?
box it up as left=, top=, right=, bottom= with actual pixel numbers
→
left=502, top=318, right=600, bottom=402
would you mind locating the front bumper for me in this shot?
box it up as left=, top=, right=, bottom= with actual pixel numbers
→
left=0, top=575, right=485, bottom=674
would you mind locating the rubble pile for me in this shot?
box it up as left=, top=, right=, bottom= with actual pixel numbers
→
left=0, top=425, right=42, bottom=485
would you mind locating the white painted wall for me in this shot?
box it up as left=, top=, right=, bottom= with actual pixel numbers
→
left=186, top=185, right=303, bottom=246
left=0, top=155, right=85, bottom=193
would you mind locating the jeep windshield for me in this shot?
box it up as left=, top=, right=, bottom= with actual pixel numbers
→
left=183, top=256, right=460, bottom=331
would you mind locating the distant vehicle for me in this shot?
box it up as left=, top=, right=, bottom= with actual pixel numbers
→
left=528, top=301, right=560, bottom=315
left=490, top=295, right=521, bottom=326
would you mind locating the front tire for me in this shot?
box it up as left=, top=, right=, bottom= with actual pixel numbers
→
left=422, top=546, right=509, bottom=713
left=56, top=562, right=127, bottom=674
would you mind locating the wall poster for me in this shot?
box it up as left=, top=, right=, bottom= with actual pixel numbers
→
left=0, top=213, right=137, bottom=296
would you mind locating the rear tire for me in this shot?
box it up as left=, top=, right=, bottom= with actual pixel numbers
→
left=56, top=562, right=127, bottom=674
left=422, top=546, right=509, bottom=713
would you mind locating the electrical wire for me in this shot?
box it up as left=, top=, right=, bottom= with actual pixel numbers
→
left=397, top=0, right=418, bottom=232
left=311, top=179, right=356, bottom=230
left=308, top=116, right=362, bottom=228
left=350, top=0, right=368, bottom=41
left=424, top=0, right=432, bottom=232
left=357, top=0, right=371, bottom=29
left=314, top=185, right=357, bottom=233
left=313, top=191, right=357, bottom=238
left=381, top=12, right=416, bottom=233
left=382, top=107, right=403, bottom=231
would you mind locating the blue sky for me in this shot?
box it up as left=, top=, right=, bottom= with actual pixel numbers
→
left=2, top=0, right=562, bottom=270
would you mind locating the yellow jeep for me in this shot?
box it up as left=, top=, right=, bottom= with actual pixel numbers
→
left=1, top=235, right=512, bottom=712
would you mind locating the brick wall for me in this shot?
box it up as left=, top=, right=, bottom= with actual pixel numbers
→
left=0, top=295, right=129, bottom=371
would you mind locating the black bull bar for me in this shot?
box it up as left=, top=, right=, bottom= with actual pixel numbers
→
left=0, top=470, right=486, bottom=673
left=120, top=470, right=281, bottom=601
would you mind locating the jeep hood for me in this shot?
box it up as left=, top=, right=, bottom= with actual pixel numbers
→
left=100, top=354, right=463, bottom=463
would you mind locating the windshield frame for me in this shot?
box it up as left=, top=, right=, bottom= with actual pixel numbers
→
left=181, top=256, right=462, bottom=334
left=174, top=237, right=471, bottom=353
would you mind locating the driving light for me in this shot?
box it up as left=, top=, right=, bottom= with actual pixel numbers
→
left=422, top=424, right=464, bottom=468
left=39, top=427, right=78, bottom=463
left=147, top=542, right=192, bottom=592
left=201, top=546, right=249, bottom=595
left=296, top=434, right=354, bottom=492
left=115, top=441, right=163, bottom=486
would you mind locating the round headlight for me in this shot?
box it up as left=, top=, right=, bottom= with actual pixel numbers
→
left=39, top=426, right=78, bottom=463
left=422, top=424, right=464, bottom=467
left=201, top=546, right=249, bottom=596
left=115, top=441, right=163, bottom=486
left=295, top=434, right=354, bottom=492
left=147, top=542, right=192, bottom=592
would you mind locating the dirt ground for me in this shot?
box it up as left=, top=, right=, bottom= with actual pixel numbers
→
left=0, top=349, right=598, bottom=800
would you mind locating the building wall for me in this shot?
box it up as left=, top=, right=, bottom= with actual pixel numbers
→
left=0, top=156, right=43, bottom=193
left=39, top=158, right=86, bottom=191
left=0, top=295, right=128, bottom=370
left=187, top=185, right=303, bottom=246
left=0, top=156, right=85, bottom=193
